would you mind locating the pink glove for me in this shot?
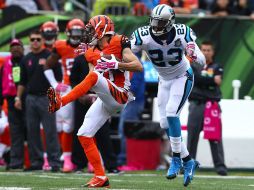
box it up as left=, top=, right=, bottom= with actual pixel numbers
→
left=186, top=42, right=197, bottom=61
left=74, top=43, right=89, bottom=55
left=55, top=83, right=69, bottom=93
left=95, top=54, right=119, bottom=71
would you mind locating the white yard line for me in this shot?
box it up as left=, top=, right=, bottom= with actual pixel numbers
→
left=0, top=188, right=31, bottom=190
left=1, top=172, right=254, bottom=180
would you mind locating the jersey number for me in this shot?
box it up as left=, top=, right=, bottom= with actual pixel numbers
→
left=148, top=48, right=182, bottom=67
left=66, top=58, right=74, bottom=76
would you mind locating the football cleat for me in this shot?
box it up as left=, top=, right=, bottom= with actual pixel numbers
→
left=83, top=176, right=110, bottom=188
left=183, top=159, right=200, bottom=187
left=62, top=155, right=74, bottom=173
left=166, top=157, right=182, bottom=179
left=47, top=87, right=62, bottom=113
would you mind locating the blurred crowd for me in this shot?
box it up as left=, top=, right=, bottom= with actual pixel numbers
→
left=0, top=0, right=254, bottom=18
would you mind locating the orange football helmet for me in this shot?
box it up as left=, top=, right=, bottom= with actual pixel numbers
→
left=40, top=21, right=59, bottom=42
left=66, top=18, right=85, bottom=47
left=83, top=15, right=115, bottom=45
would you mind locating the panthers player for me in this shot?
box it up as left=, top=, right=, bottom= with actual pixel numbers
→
left=44, top=18, right=85, bottom=172
left=131, top=4, right=205, bottom=186
left=47, top=15, right=142, bottom=187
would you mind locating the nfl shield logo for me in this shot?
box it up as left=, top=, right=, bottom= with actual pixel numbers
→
left=174, top=39, right=181, bottom=47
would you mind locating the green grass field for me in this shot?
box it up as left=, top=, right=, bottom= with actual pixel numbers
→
left=0, top=169, right=254, bottom=190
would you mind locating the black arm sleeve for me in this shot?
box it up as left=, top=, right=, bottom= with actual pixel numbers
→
left=121, top=35, right=131, bottom=50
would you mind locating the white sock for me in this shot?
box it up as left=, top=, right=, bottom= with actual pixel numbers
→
left=170, top=136, right=181, bottom=153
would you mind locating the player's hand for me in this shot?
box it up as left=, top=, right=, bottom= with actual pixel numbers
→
left=74, top=43, right=89, bottom=55
left=47, top=87, right=62, bottom=113
left=55, top=83, right=68, bottom=93
left=185, top=42, right=197, bottom=62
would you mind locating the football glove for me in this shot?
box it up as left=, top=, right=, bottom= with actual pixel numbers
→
left=74, top=43, right=89, bottom=55
left=96, top=54, right=119, bottom=70
left=185, top=42, right=197, bottom=62
left=47, top=87, right=62, bottom=113
left=55, top=83, right=69, bottom=93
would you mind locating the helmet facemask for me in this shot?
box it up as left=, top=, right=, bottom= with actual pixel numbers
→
left=150, top=17, right=174, bottom=36
left=82, top=24, right=98, bottom=46
left=150, top=5, right=175, bottom=36
left=67, top=28, right=84, bottom=47
left=42, top=30, right=57, bottom=45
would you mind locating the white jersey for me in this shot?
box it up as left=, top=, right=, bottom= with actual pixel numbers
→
left=131, top=24, right=204, bottom=80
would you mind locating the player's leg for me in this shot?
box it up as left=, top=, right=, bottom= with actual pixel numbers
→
left=57, top=93, right=75, bottom=173
left=168, top=68, right=199, bottom=186
left=78, top=99, right=111, bottom=188
left=61, top=71, right=99, bottom=107
left=157, top=78, right=183, bottom=179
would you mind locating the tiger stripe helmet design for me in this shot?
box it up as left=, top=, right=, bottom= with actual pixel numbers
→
left=150, top=4, right=175, bottom=36
left=83, top=15, right=115, bottom=45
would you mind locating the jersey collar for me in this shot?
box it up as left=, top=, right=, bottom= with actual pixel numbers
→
left=149, top=27, right=176, bottom=45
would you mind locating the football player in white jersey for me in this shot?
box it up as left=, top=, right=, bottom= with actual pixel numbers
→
left=131, top=4, right=205, bottom=187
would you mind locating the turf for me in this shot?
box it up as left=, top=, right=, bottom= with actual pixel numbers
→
left=0, top=170, right=253, bottom=190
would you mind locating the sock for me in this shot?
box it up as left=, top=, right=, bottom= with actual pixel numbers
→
left=78, top=136, right=105, bottom=176
left=40, top=128, right=47, bottom=151
left=62, top=132, right=73, bottom=153
left=180, top=141, right=189, bottom=159
left=167, top=117, right=182, bottom=153
left=170, top=137, right=181, bottom=153
left=182, top=155, right=191, bottom=162
left=58, top=132, right=63, bottom=145
left=24, top=142, right=31, bottom=169
left=0, top=127, right=10, bottom=146
left=62, top=72, right=98, bottom=106
left=173, top=152, right=180, bottom=158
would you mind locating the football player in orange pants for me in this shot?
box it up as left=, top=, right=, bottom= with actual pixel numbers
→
left=44, top=19, right=85, bottom=172
left=47, top=15, right=143, bottom=187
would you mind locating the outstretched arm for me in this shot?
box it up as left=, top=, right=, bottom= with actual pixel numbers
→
left=119, top=47, right=143, bottom=72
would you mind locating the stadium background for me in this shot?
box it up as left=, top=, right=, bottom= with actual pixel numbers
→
left=0, top=15, right=254, bottom=99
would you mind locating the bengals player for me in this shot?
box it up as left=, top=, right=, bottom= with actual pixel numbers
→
left=40, top=21, right=59, bottom=51
left=44, top=18, right=85, bottom=172
left=47, top=15, right=143, bottom=187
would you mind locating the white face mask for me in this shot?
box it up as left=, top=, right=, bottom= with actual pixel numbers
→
left=44, top=39, right=55, bottom=45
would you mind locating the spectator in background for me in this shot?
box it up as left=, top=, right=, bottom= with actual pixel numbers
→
left=0, top=39, right=26, bottom=170
left=160, top=0, right=199, bottom=14
left=15, top=30, right=62, bottom=172
left=230, top=0, right=254, bottom=18
left=5, top=0, right=38, bottom=12
left=117, top=53, right=145, bottom=166
left=199, top=0, right=216, bottom=12
left=187, top=40, right=227, bottom=176
left=211, top=0, right=232, bottom=16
